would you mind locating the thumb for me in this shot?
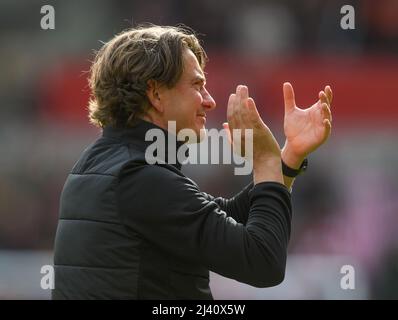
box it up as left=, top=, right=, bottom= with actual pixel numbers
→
left=283, top=82, right=296, bottom=113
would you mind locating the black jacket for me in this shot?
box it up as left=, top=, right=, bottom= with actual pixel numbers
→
left=52, top=120, right=292, bottom=299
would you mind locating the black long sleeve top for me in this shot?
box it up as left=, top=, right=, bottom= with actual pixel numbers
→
left=53, top=119, right=292, bottom=299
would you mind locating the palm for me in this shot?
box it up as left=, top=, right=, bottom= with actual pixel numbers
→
left=283, top=83, right=332, bottom=158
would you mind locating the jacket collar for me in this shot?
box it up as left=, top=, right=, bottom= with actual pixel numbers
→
left=102, top=119, right=187, bottom=170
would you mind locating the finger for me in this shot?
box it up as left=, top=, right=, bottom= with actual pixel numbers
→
left=222, top=122, right=232, bottom=145
left=246, top=97, right=266, bottom=129
left=247, top=97, right=261, bottom=120
left=227, top=93, right=238, bottom=130
left=283, top=82, right=296, bottom=113
left=319, top=91, right=330, bottom=107
left=239, top=85, right=249, bottom=101
left=231, top=89, right=246, bottom=156
left=322, top=119, right=332, bottom=143
left=237, top=85, right=249, bottom=113
left=227, top=93, right=234, bottom=121
left=325, top=85, right=333, bottom=105
left=321, top=102, right=332, bottom=122
left=235, top=85, right=246, bottom=126
left=237, top=85, right=251, bottom=125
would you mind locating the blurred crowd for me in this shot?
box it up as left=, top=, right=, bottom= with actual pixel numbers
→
left=1, top=0, right=398, bottom=298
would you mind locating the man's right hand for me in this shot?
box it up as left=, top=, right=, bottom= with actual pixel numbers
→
left=223, top=85, right=283, bottom=185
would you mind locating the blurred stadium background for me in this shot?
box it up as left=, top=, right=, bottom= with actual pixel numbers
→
left=1, top=0, right=398, bottom=299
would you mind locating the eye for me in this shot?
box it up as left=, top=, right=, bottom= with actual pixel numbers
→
left=194, top=82, right=205, bottom=92
left=194, top=83, right=202, bottom=91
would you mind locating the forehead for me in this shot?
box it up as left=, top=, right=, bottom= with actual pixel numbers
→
left=182, top=49, right=205, bottom=80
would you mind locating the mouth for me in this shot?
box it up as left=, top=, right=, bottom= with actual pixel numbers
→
left=197, top=114, right=206, bottom=124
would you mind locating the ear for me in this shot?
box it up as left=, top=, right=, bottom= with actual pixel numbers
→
left=146, top=80, right=164, bottom=113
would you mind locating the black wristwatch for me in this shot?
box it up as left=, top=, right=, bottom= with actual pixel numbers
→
left=282, top=158, right=308, bottom=178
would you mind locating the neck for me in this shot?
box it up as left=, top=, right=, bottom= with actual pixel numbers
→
left=140, top=112, right=169, bottom=133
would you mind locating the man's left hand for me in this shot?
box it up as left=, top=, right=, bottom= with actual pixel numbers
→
left=281, top=82, right=333, bottom=168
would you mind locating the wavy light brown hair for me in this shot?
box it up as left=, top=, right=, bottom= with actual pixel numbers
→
left=88, top=24, right=207, bottom=128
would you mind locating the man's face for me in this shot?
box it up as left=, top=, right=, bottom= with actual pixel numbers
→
left=160, top=49, right=216, bottom=140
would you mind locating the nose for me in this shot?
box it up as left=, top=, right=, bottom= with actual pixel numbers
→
left=201, top=87, right=216, bottom=110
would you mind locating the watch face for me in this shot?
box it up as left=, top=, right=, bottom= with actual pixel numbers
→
left=301, top=159, right=308, bottom=172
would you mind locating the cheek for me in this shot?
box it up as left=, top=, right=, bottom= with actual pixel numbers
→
left=182, top=91, right=202, bottom=118
left=191, top=92, right=203, bottom=108
left=175, top=90, right=203, bottom=123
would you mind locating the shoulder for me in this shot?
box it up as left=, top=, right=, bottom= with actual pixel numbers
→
left=118, top=162, right=200, bottom=199
left=117, top=163, right=209, bottom=222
